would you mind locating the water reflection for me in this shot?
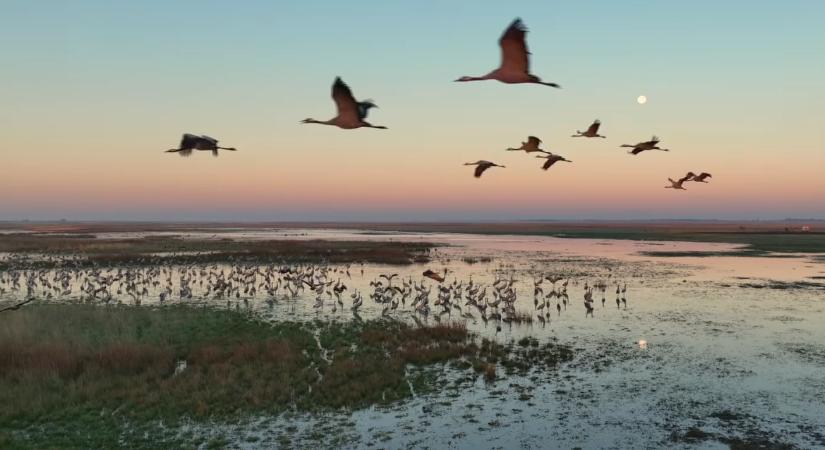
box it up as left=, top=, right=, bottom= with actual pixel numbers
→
left=78, top=227, right=825, bottom=281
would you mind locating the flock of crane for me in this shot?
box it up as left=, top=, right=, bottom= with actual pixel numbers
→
left=0, top=257, right=630, bottom=325
left=666, top=171, right=713, bottom=190
left=163, top=17, right=712, bottom=189
left=4, top=16, right=710, bottom=322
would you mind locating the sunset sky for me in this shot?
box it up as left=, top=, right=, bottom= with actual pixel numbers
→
left=2, top=1, right=824, bottom=221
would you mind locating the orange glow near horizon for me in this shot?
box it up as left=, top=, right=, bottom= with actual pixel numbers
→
left=2, top=1, right=824, bottom=220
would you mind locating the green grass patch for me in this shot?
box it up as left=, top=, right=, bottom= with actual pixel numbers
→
left=0, top=304, right=572, bottom=449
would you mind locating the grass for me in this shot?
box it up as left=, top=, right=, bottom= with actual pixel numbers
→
left=0, top=234, right=434, bottom=268
left=738, top=280, right=825, bottom=290
left=0, top=305, right=317, bottom=448
left=503, top=229, right=825, bottom=255
left=669, top=426, right=795, bottom=450
left=637, top=250, right=767, bottom=257
left=461, top=256, right=492, bottom=265
left=0, top=304, right=573, bottom=449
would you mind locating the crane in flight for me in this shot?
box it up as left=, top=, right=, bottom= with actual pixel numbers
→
left=165, top=134, right=237, bottom=157
left=301, top=77, right=387, bottom=130
left=535, top=153, right=572, bottom=170
left=507, top=136, right=549, bottom=154
left=423, top=269, right=447, bottom=283
left=464, top=160, right=505, bottom=178
left=665, top=172, right=695, bottom=190
left=571, top=120, right=606, bottom=138
left=454, top=18, right=560, bottom=88
left=621, top=136, right=669, bottom=155
left=691, top=172, right=712, bottom=183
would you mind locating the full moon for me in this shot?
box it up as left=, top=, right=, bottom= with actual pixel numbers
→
left=637, top=95, right=648, bottom=105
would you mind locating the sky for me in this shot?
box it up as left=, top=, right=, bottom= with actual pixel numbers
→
left=1, top=0, right=824, bottom=221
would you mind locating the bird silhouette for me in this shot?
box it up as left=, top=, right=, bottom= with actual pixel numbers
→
left=665, top=172, right=695, bottom=190
left=165, top=134, right=237, bottom=157
left=507, top=136, right=549, bottom=154
left=535, top=153, right=572, bottom=170
left=380, top=273, right=399, bottom=284
left=464, top=160, right=505, bottom=178
left=455, top=18, right=560, bottom=88
left=692, top=172, right=712, bottom=183
left=572, top=120, right=606, bottom=138
left=621, top=136, right=669, bottom=155
left=301, top=77, right=387, bottom=130
left=423, top=269, right=447, bottom=283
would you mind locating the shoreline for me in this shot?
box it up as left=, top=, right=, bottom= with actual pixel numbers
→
left=1, top=220, right=823, bottom=255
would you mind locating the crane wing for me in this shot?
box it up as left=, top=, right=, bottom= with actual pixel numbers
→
left=499, top=18, right=530, bottom=74
left=587, top=120, right=601, bottom=134
left=200, top=135, right=219, bottom=144
left=356, top=101, right=372, bottom=120
left=527, top=136, right=541, bottom=147
left=332, top=77, right=359, bottom=122
left=474, top=163, right=492, bottom=178
left=542, top=158, right=558, bottom=170
left=180, top=133, right=199, bottom=149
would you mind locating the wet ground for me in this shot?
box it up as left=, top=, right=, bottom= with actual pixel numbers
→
left=2, top=228, right=824, bottom=449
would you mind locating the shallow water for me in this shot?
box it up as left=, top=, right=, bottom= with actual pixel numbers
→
left=2, top=228, right=825, bottom=448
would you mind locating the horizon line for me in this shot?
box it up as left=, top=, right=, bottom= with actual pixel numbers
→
left=3, top=218, right=825, bottom=225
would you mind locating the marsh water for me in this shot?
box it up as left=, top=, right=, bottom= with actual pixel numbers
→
left=2, top=229, right=825, bottom=449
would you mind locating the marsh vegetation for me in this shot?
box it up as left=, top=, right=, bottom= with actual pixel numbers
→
left=0, top=226, right=823, bottom=448
left=0, top=234, right=434, bottom=269
left=0, top=304, right=572, bottom=449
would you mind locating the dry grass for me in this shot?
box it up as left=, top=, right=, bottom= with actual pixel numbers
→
left=482, top=362, right=497, bottom=382
left=0, top=305, right=316, bottom=422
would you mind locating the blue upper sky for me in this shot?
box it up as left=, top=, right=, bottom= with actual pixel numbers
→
left=1, top=1, right=824, bottom=221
